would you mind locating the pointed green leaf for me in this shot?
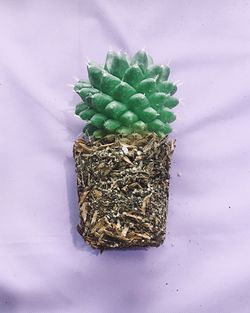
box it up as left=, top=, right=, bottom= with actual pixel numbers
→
left=146, top=65, right=163, bottom=79
left=164, top=96, right=179, bottom=108
left=128, top=93, right=149, bottom=111
left=106, top=52, right=130, bottom=79
left=160, top=66, right=170, bottom=81
left=116, top=126, right=132, bottom=135
left=123, top=65, right=144, bottom=87
left=104, top=119, right=121, bottom=132
left=133, top=120, right=147, bottom=133
left=158, top=107, right=176, bottom=123
left=112, top=82, right=136, bottom=103
left=147, top=65, right=170, bottom=81
left=75, top=102, right=88, bottom=115
left=156, top=131, right=166, bottom=138
left=170, top=84, right=177, bottom=95
left=87, top=64, right=103, bottom=89
left=137, top=78, right=157, bottom=94
left=104, top=101, right=127, bottom=119
left=100, top=73, right=121, bottom=95
left=90, top=93, right=112, bottom=112
left=104, top=51, right=117, bottom=71
left=90, top=113, right=107, bottom=128
left=78, top=87, right=99, bottom=101
left=148, top=119, right=165, bottom=132
left=149, top=92, right=169, bottom=109
left=74, top=81, right=91, bottom=93
left=83, top=124, right=97, bottom=136
left=160, top=123, right=172, bottom=135
left=147, top=54, right=154, bottom=66
left=131, top=50, right=149, bottom=72
left=84, top=95, right=93, bottom=106
left=138, top=107, right=158, bottom=123
left=79, top=109, right=95, bottom=120
left=158, top=81, right=177, bottom=95
left=148, top=120, right=172, bottom=134
left=119, top=111, right=138, bottom=126
left=93, top=129, right=107, bottom=138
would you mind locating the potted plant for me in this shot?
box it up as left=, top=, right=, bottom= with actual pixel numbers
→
left=73, top=50, right=178, bottom=249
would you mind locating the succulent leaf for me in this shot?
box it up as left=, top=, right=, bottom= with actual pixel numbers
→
left=123, top=65, right=144, bottom=87
left=104, top=51, right=116, bottom=72
left=106, top=52, right=129, bottom=79
left=117, top=126, right=132, bottom=135
left=90, top=93, right=112, bottom=112
left=90, top=113, right=107, bottom=128
left=158, top=81, right=177, bottom=95
left=131, top=50, right=149, bottom=72
left=74, top=81, right=91, bottom=93
left=164, top=96, right=179, bottom=109
left=161, top=124, right=172, bottom=135
left=147, top=65, right=163, bottom=79
left=148, top=119, right=165, bottom=132
left=158, top=107, right=176, bottom=123
left=79, top=109, right=95, bottom=120
left=87, top=64, right=103, bottom=89
left=78, top=87, right=99, bottom=101
left=75, top=102, right=88, bottom=115
left=93, top=129, right=107, bottom=138
left=137, top=78, right=157, bottom=94
left=112, top=82, right=136, bottom=103
left=104, top=119, right=121, bottom=132
left=104, top=101, right=127, bottom=119
left=160, top=66, right=170, bottom=81
left=148, top=119, right=172, bottom=135
left=128, top=93, right=149, bottom=111
left=83, top=124, right=97, bottom=136
left=133, top=120, right=147, bottom=133
left=149, top=92, right=169, bottom=109
left=138, top=107, right=159, bottom=123
left=100, top=73, right=120, bottom=95
left=119, top=111, right=138, bottom=126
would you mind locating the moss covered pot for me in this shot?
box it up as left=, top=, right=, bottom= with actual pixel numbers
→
left=74, top=134, right=175, bottom=249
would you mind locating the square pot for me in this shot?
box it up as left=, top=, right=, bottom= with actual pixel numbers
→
left=73, top=134, right=175, bottom=249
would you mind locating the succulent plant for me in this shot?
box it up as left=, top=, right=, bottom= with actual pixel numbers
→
left=74, top=50, right=179, bottom=138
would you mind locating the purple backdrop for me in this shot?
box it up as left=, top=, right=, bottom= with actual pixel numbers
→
left=1, top=1, right=250, bottom=312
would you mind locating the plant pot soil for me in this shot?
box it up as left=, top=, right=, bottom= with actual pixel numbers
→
left=73, top=133, right=175, bottom=250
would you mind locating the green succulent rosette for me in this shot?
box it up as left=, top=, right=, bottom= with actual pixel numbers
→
left=74, top=50, right=179, bottom=138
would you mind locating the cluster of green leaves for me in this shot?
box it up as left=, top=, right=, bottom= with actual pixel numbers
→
left=74, top=50, right=179, bottom=138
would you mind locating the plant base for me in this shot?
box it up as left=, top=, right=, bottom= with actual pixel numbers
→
left=73, top=133, right=175, bottom=250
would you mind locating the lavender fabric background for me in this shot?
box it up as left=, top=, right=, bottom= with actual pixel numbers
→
left=1, top=1, right=250, bottom=312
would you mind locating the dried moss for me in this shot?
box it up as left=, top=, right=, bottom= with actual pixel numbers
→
left=73, top=133, right=175, bottom=249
